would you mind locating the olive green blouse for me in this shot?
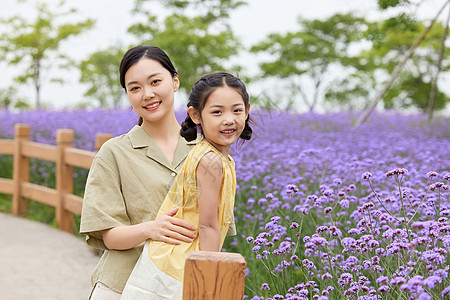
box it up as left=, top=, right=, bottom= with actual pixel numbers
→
left=80, top=125, right=236, bottom=293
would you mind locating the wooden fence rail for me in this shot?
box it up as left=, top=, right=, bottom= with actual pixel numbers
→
left=0, top=123, right=112, bottom=233
left=0, top=123, right=247, bottom=298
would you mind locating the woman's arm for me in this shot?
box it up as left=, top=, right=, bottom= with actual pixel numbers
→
left=196, top=152, right=223, bottom=252
left=102, top=207, right=197, bottom=250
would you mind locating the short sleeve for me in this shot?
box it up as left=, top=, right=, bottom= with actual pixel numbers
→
left=80, top=153, right=131, bottom=250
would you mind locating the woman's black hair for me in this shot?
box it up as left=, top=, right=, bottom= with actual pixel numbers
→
left=119, top=45, right=178, bottom=126
left=180, top=72, right=252, bottom=142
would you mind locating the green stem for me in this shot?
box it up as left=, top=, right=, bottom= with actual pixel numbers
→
left=395, top=175, right=412, bottom=242
left=367, top=178, right=401, bottom=223
left=436, top=189, right=441, bottom=221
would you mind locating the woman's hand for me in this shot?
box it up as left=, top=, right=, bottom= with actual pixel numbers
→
left=148, top=207, right=197, bottom=244
left=101, top=207, right=196, bottom=250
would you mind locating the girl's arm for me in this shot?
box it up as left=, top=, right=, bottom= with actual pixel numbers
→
left=101, top=207, right=197, bottom=250
left=197, top=152, right=222, bottom=251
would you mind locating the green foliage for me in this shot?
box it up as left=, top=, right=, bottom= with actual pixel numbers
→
left=79, top=47, right=126, bottom=107
left=383, top=72, right=449, bottom=112
left=128, top=0, right=242, bottom=93
left=377, top=0, right=409, bottom=9
left=0, top=86, right=30, bottom=110
left=325, top=74, right=372, bottom=111
left=0, top=1, right=95, bottom=108
left=0, top=155, right=88, bottom=229
left=365, top=17, right=449, bottom=111
left=250, top=13, right=369, bottom=111
left=133, top=0, right=245, bottom=21
left=325, top=11, right=450, bottom=113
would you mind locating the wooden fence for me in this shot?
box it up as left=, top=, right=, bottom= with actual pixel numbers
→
left=0, top=123, right=247, bottom=299
left=0, top=123, right=112, bottom=233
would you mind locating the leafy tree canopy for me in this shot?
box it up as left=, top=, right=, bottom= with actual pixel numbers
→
left=360, top=15, right=449, bottom=112
left=0, top=0, right=94, bottom=108
left=79, top=47, right=126, bottom=108
left=250, top=13, right=369, bottom=111
left=128, top=0, right=243, bottom=93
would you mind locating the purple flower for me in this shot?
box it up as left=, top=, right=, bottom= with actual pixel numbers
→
left=338, top=273, right=353, bottom=286
left=417, top=292, right=432, bottom=300
left=386, top=168, right=408, bottom=177
left=252, top=245, right=261, bottom=252
left=390, top=277, right=406, bottom=285
left=321, top=272, right=332, bottom=280
left=443, top=285, right=450, bottom=297
left=426, top=171, right=438, bottom=178
left=422, top=275, right=442, bottom=289
left=400, top=275, right=424, bottom=294
left=362, top=172, right=372, bottom=180
left=429, top=182, right=444, bottom=191
left=378, top=285, right=390, bottom=292
left=339, top=199, right=350, bottom=209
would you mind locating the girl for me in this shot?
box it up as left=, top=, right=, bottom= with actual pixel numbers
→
left=121, top=72, right=252, bottom=299
left=80, top=46, right=236, bottom=299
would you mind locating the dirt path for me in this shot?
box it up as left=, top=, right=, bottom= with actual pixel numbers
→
left=0, top=212, right=99, bottom=300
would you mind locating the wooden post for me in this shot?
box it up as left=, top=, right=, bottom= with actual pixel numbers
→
left=56, top=129, right=74, bottom=233
left=12, top=124, right=30, bottom=216
left=183, top=251, right=246, bottom=300
left=95, top=133, right=113, bottom=152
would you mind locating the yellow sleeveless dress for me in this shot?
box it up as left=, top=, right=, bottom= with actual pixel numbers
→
left=121, top=140, right=236, bottom=300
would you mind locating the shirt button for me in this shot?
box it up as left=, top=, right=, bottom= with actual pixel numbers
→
left=171, top=172, right=176, bottom=177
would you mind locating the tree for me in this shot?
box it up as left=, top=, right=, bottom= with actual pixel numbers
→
left=354, top=0, right=450, bottom=126
left=250, top=13, right=369, bottom=112
left=79, top=46, right=126, bottom=108
left=127, top=0, right=244, bottom=94
left=0, top=1, right=94, bottom=108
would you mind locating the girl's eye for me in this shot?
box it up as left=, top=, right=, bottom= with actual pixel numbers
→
left=129, top=86, right=140, bottom=92
left=151, top=79, right=161, bottom=85
left=234, top=109, right=243, bottom=113
left=212, top=110, right=222, bottom=114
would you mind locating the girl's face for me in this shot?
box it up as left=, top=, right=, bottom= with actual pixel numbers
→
left=189, top=86, right=249, bottom=156
left=124, top=58, right=179, bottom=125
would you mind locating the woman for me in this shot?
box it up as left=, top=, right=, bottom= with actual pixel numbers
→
left=80, top=45, right=236, bottom=299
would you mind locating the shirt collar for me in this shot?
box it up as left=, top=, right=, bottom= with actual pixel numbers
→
left=128, top=125, right=198, bottom=171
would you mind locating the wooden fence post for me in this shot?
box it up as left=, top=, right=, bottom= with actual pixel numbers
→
left=12, top=124, right=30, bottom=216
left=56, top=129, right=74, bottom=233
left=95, top=133, right=113, bottom=152
left=183, top=251, right=246, bottom=300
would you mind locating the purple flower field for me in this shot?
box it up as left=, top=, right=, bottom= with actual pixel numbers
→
left=1, top=109, right=449, bottom=299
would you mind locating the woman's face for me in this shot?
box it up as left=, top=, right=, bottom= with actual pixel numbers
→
left=124, top=58, right=179, bottom=125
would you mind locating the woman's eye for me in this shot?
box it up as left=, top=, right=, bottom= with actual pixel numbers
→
left=212, top=110, right=222, bottom=114
left=129, top=86, right=139, bottom=92
left=151, top=79, right=161, bottom=85
left=234, top=109, right=243, bottom=113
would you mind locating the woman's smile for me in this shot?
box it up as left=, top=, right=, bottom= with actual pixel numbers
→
left=143, top=101, right=162, bottom=111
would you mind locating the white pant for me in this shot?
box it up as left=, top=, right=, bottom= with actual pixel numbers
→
left=121, top=241, right=183, bottom=300
left=90, top=282, right=121, bottom=300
